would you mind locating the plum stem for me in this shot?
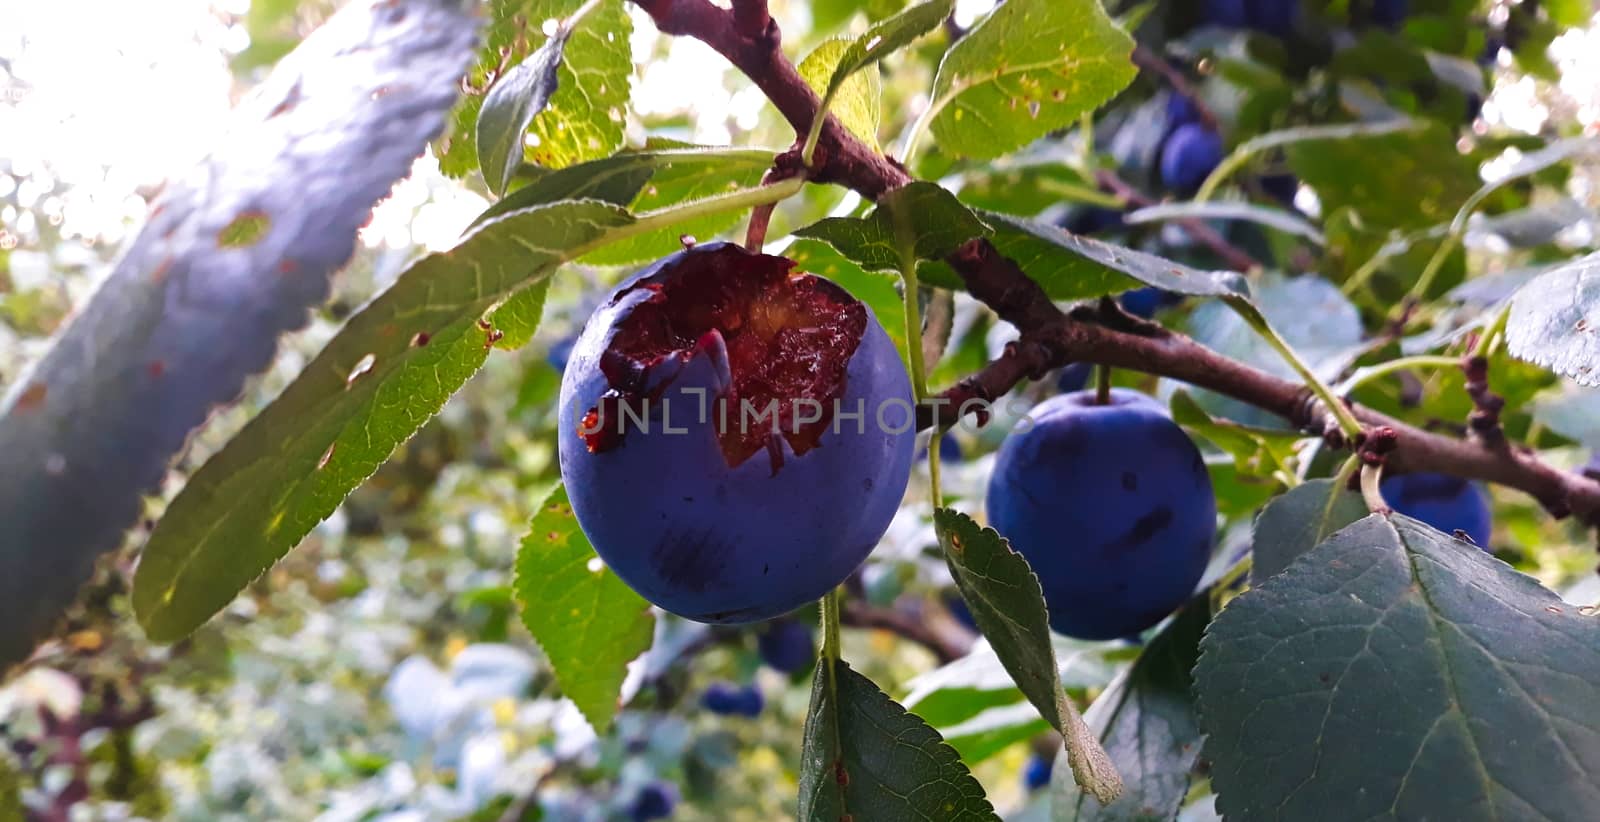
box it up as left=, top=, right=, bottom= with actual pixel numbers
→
left=1094, top=363, right=1112, bottom=405
left=1361, top=462, right=1390, bottom=515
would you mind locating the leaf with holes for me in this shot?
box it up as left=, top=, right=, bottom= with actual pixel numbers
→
left=1507, top=251, right=1600, bottom=386
left=515, top=484, right=653, bottom=732
left=132, top=199, right=634, bottom=643
left=927, top=0, right=1135, bottom=160
left=793, top=181, right=992, bottom=272
left=1249, top=478, right=1368, bottom=583
left=799, top=658, right=997, bottom=821
left=0, top=0, right=479, bottom=668
left=1197, top=513, right=1600, bottom=820
left=937, top=508, right=1122, bottom=805
left=1054, top=597, right=1208, bottom=822
left=476, top=18, right=569, bottom=195
left=441, top=0, right=630, bottom=177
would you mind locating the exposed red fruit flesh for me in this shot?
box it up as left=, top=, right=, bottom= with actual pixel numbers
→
left=581, top=245, right=867, bottom=469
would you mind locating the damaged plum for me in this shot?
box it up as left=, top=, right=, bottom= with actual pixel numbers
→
left=557, top=242, right=915, bottom=623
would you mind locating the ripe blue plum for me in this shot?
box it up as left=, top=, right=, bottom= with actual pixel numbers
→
left=1024, top=754, right=1053, bottom=791
left=1060, top=205, right=1125, bottom=236
left=700, top=681, right=764, bottom=717
left=559, top=243, right=916, bottom=623
left=1057, top=362, right=1093, bottom=394
left=1371, top=0, right=1408, bottom=28
left=1120, top=286, right=1181, bottom=319
left=986, top=390, right=1217, bottom=639
left=630, top=782, right=677, bottom=821
left=1246, top=0, right=1299, bottom=36
left=1201, top=0, right=1250, bottom=27
left=1381, top=472, right=1492, bottom=547
left=1160, top=123, right=1225, bottom=195
left=757, top=618, right=814, bottom=674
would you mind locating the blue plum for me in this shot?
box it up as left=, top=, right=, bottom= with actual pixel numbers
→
left=1381, top=472, right=1492, bottom=547
left=918, top=432, right=964, bottom=463
left=1119, top=286, right=1182, bottom=319
left=630, top=782, right=677, bottom=821
left=1260, top=173, right=1299, bottom=207
left=1165, top=93, right=1202, bottom=129
left=1159, top=123, right=1225, bottom=195
left=1371, top=0, right=1408, bottom=28
left=757, top=618, right=814, bottom=674
left=701, top=681, right=764, bottom=717
left=1024, top=754, right=1053, bottom=791
left=986, top=390, right=1217, bottom=639
left=559, top=243, right=915, bottom=623
left=1201, top=0, right=1251, bottom=27
left=1246, top=0, right=1299, bottom=36
left=1057, top=362, right=1093, bottom=394
left=1061, top=205, right=1125, bottom=236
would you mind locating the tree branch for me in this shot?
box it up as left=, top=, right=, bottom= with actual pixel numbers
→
left=626, top=0, right=1600, bottom=526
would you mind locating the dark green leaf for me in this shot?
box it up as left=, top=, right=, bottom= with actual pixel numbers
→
left=937, top=508, right=1121, bottom=805
left=1249, top=478, right=1368, bottom=583
left=1055, top=598, right=1209, bottom=822
left=476, top=25, right=568, bottom=195
left=0, top=0, right=479, bottom=667
left=469, top=150, right=671, bottom=228
left=1197, top=514, right=1600, bottom=820
left=133, top=200, right=633, bottom=642
left=799, top=658, right=998, bottom=821
left=931, top=212, right=1246, bottom=301
left=793, top=181, right=991, bottom=272
left=515, top=484, right=653, bottom=732
left=1507, top=251, right=1600, bottom=386
left=927, top=0, right=1136, bottom=160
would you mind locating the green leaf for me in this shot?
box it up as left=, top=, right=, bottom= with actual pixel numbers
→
left=1285, top=121, right=1481, bottom=229
left=476, top=22, right=569, bottom=195
left=0, top=757, right=18, bottom=822
left=1124, top=202, right=1326, bottom=246
left=799, top=658, right=998, bottom=821
left=133, top=199, right=635, bottom=642
left=794, top=181, right=992, bottom=273
left=1169, top=390, right=1304, bottom=478
left=957, top=161, right=1101, bottom=217
left=581, top=146, right=776, bottom=266
left=470, top=150, right=672, bottom=228
left=441, top=0, right=631, bottom=177
left=0, top=0, right=479, bottom=668
left=515, top=484, right=653, bottom=732
left=944, top=702, right=1053, bottom=765
left=799, top=38, right=884, bottom=150
left=1507, top=251, right=1600, bottom=386
left=1249, top=478, right=1368, bottom=583
left=805, top=0, right=953, bottom=147
left=937, top=508, right=1122, bottom=806
left=1197, top=514, right=1600, bottom=820
left=929, top=212, right=1246, bottom=301
left=927, top=0, right=1136, bottom=160
left=1054, top=597, right=1208, bottom=822
left=904, top=637, right=1123, bottom=729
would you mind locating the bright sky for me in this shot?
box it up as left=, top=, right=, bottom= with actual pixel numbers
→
left=0, top=1, right=1596, bottom=261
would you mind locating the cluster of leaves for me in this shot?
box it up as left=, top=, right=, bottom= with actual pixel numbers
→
left=2, top=0, right=1600, bottom=818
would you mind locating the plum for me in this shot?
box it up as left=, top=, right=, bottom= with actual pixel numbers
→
left=630, top=782, right=677, bottom=821
left=1201, top=0, right=1251, bottom=28
left=757, top=618, right=815, bottom=674
left=1160, top=123, right=1224, bottom=195
left=1024, top=753, right=1053, bottom=791
left=701, top=681, right=764, bottom=717
left=1381, top=472, right=1492, bottom=547
left=559, top=243, right=915, bottom=623
left=986, top=389, right=1216, bottom=639
left=1246, top=0, right=1299, bottom=36
left=1119, top=286, right=1182, bottom=319
left=1370, top=0, right=1407, bottom=28
left=1057, top=362, right=1094, bottom=394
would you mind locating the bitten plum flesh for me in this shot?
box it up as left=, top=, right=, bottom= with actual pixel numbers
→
left=558, top=242, right=915, bottom=623
left=1381, top=472, right=1492, bottom=548
left=986, top=389, right=1216, bottom=639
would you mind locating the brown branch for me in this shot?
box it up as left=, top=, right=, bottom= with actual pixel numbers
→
left=841, top=599, right=971, bottom=664
left=1131, top=45, right=1221, bottom=131
left=626, top=0, right=1600, bottom=526
left=1095, top=169, right=1260, bottom=273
